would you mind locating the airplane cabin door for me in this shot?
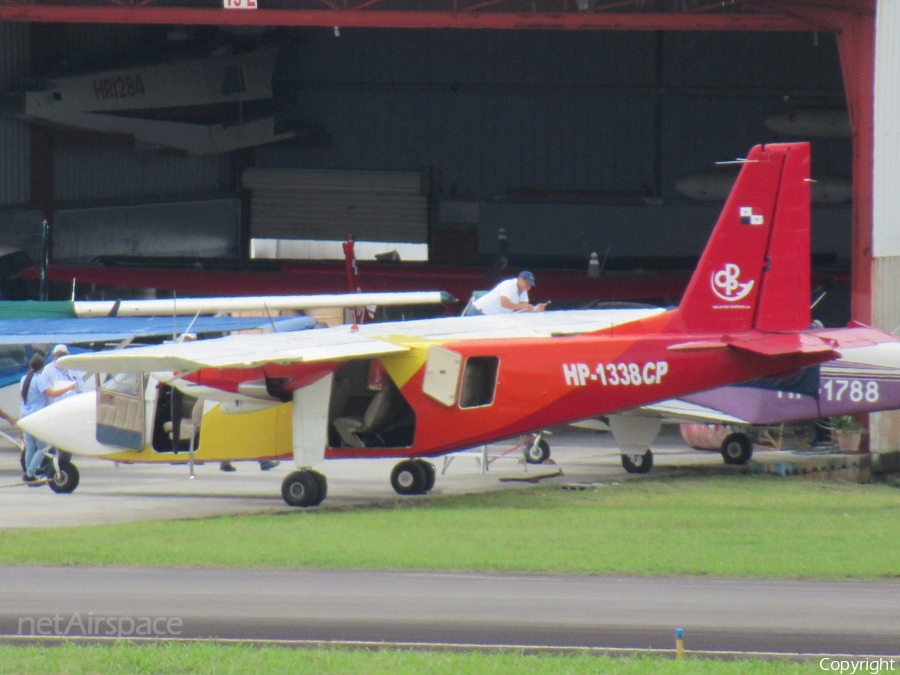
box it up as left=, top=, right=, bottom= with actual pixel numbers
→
left=95, top=372, right=146, bottom=450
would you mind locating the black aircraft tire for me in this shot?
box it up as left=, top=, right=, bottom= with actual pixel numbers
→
left=281, top=470, right=321, bottom=507
left=621, top=450, right=654, bottom=474
left=721, top=433, right=753, bottom=465
left=310, top=471, right=328, bottom=506
left=416, top=460, right=436, bottom=492
left=391, top=460, right=428, bottom=495
left=48, top=461, right=80, bottom=494
left=525, top=439, right=551, bottom=464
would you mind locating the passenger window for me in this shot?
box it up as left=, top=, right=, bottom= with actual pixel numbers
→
left=459, top=356, right=499, bottom=409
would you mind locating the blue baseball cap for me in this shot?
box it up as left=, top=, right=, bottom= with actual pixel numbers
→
left=518, top=270, right=536, bottom=286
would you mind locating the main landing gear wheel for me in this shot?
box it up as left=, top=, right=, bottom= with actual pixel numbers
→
left=621, top=450, right=654, bottom=474
left=48, top=460, right=80, bottom=494
left=391, top=459, right=431, bottom=496
left=720, top=433, right=753, bottom=465
left=525, top=438, right=551, bottom=464
left=281, top=470, right=328, bottom=507
left=311, top=470, right=328, bottom=503
left=418, top=460, right=436, bottom=492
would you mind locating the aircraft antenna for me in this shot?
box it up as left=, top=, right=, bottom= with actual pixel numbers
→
left=811, top=291, right=827, bottom=310
left=715, top=158, right=756, bottom=165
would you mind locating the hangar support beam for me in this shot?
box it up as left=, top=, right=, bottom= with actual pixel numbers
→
left=0, top=5, right=849, bottom=32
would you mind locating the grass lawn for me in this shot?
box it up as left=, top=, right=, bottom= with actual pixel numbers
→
left=0, top=643, right=822, bottom=675
left=0, top=475, right=898, bottom=578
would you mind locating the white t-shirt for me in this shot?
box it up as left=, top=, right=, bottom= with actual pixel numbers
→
left=473, top=278, right=528, bottom=315
left=43, top=360, right=84, bottom=402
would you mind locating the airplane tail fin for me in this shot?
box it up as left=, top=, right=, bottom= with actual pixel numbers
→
left=674, top=142, right=811, bottom=334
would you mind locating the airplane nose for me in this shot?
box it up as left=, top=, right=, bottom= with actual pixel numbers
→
left=16, top=405, right=50, bottom=441
left=17, top=392, right=94, bottom=450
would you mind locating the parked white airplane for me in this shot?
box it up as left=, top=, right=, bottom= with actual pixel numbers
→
left=0, top=290, right=452, bottom=449
left=3, top=47, right=298, bottom=155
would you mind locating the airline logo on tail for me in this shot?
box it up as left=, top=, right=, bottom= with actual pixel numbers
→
left=712, top=263, right=755, bottom=302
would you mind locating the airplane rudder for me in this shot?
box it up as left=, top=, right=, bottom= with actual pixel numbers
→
left=752, top=143, right=812, bottom=332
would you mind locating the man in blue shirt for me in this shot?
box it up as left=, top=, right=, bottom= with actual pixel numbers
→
left=20, top=354, right=77, bottom=482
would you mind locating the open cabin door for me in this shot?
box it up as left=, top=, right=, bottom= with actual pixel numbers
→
left=95, top=372, right=146, bottom=451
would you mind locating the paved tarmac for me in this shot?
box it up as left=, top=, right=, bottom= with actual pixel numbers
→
left=0, top=567, right=898, bottom=656
left=0, top=426, right=741, bottom=529
left=3, top=427, right=893, bottom=658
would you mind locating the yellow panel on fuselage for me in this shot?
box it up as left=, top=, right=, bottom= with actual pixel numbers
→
left=378, top=340, right=433, bottom=387
left=101, top=401, right=293, bottom=463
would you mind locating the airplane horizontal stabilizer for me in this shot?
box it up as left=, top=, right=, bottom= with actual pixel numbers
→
left=640, top=399, right=749, bottom=425
left=725, top=333, right=837, bottom=358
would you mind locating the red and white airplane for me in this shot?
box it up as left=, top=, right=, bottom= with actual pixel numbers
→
left=25, top=142, right=844, bottom=506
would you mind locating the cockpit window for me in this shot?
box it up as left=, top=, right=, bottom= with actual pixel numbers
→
left=99, top=372, right=142, bottom=398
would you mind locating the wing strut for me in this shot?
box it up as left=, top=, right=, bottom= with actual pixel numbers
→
left=292, top=373, right=332, bottom=468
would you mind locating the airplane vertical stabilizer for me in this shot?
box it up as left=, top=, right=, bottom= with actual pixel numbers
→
left=675, top=142, right=811, bottom=334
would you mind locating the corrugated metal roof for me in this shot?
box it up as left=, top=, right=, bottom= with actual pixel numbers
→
left=0, top=22, right=31, bottom=206
left=244, top=168, right=427, bottom=242
left=0, top=117, right=30, bottom=206
left=0, top=21, right=29, bottom=89
left=54, top=147, right=231, bottom=203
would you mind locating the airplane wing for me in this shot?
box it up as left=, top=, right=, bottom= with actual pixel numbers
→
left=60, top=328, right=411, bottom=373
left=637, top=399, right=749, bottom=425
left=0, top=293, right=452, bottom=320
left=71, top=292, right=454, bottom=317
left=60, top=308, right=666, bottom=373
left=0, top=315, right=307, bottom=345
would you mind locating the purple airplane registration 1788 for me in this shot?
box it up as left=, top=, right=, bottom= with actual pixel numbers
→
left=682, top=325, right=900, bottom=424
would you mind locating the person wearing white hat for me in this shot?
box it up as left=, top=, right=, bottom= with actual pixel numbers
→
left=42, top=344, right=85, bottom=403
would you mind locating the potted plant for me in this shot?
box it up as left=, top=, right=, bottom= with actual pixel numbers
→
left=831, top=415, right=866, bottom=452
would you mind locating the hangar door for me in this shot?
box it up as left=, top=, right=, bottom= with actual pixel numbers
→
left=243, top=168, right=428, bottom=244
